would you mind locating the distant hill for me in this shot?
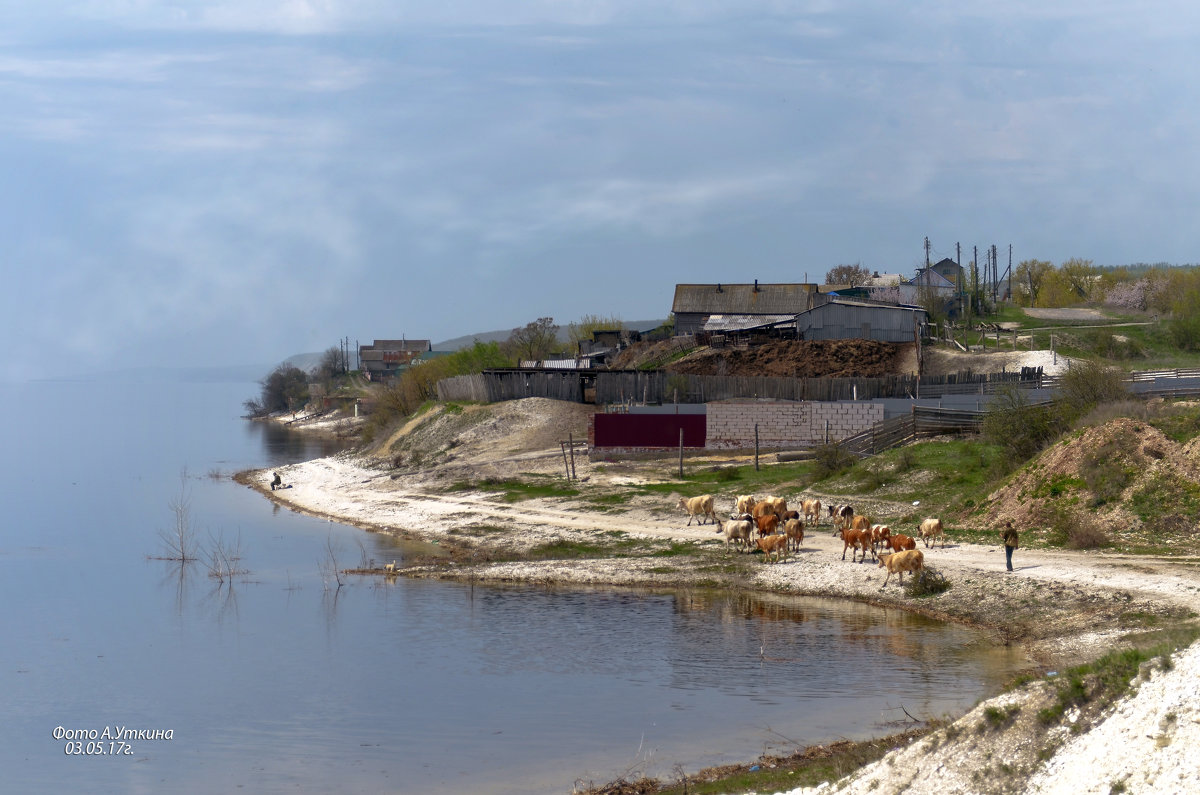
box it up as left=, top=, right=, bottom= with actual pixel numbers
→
left=433, top=319, right=668, bottom=352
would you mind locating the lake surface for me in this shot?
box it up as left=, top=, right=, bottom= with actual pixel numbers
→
left=0, top=377, right=1027, bottom=793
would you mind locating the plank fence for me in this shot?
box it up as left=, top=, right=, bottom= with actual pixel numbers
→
left=836, top=406, right=985, bottom=457
left=437, top=365, right=1200, bottom=407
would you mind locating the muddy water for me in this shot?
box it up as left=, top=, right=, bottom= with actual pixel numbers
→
left=0, top=378, right=1027, bottom=794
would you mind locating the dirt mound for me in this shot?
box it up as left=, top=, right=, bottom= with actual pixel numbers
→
left=979, top=418, right=1200, bottom=547
left=664, top=339, right=910, bottom=378
left=376, top=397, right=597, bottom=472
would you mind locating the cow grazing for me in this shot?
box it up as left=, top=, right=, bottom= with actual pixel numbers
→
left=920, top=518, right=946, bottom=549
left=878, top=549, right=925, bottom=587
left=677, top=495, right=717, bottom=526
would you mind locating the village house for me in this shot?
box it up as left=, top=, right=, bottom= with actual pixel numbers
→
left=358, top=339, right=432, bottom=381
left=671, top=281, right=820, bottom=336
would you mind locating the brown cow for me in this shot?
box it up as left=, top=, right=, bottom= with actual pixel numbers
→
left=878, top=549, right=925, bottom=586
left=783, top=518, right=805, bottom=551
left=885, top=534, right=917, bottom=552
left=840, top=527, right=872, bottom=563
left=756, top=514, right=780, bottom=538
left=756, top=533, right=790, bottom=563
left=920, top=518, right=946, bottom=549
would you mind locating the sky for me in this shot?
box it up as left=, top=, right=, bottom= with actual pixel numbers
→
left=3, top=1, right=1200, bottom=380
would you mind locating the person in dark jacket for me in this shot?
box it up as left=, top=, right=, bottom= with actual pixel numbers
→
left=1001, top=521, right=1019, bottom=572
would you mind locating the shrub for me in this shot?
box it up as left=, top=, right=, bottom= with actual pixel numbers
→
left=983, top=386, right=1065, bottom=465
left=906, top=567, right=951, bottom=597
left=1079, top=437, right=1134, bottom=506
left=813, top=443, right=856, bottom=479
left=1042, top=504, right=1110, bottom=549
left=1057, top=361, right=1130, bottom=421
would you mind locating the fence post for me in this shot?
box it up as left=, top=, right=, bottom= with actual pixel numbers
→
left=755, top=424, right=760, bottom=471
left=568, top=432, right=577, bottom=480
left=678, top=428, right=684, bottom=479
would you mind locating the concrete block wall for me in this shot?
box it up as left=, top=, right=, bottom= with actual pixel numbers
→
left=809, top=402, right=885, bottom=444
left=706, top=400, right=883, bottom=449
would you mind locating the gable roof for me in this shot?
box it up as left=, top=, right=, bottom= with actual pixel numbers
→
left=672, top=283, right=817, bottom=315
left=912, top=268, right=956, bottom=289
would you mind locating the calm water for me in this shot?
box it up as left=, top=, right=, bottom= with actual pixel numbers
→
left=0, top=377, right=1027, bottom=794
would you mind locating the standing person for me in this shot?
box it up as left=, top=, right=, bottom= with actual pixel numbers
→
left=1001, top=521, right=1019, bottom=572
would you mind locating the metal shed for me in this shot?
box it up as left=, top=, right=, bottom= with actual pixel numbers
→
left=795, top=300, right=926, bottom=343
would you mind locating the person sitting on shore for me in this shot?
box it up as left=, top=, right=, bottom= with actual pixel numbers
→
left=270, top=472, right=283, bottom=491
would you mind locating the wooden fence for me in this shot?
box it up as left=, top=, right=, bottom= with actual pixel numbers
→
left=437, top=365, right=1200, bottom=407
left=837, top=406, right=985, bottom=457
left=436, top=372, right=585, bottom=403
left=592, top=368, right=1043, bottom=405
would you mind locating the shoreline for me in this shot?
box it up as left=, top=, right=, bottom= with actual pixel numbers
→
left=236, top=452, right=1198, bottom=667
left=238, top=425, right=1200, bottom=794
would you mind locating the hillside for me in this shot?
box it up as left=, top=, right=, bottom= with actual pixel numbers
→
left=977, top=416, right=1200, bottom=552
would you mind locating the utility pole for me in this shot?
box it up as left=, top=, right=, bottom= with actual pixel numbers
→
left=991, top=245, right=998, bottom=307
left=1008, top=244, right=1013, bottom=304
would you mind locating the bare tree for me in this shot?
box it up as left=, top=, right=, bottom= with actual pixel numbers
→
left=825, top=263, right=872, bottom=287
left=155, top=468, right=199, bottom=562
left=203, top=530, right=246, bottom=583
left=319, top=535, right=345, bottom=590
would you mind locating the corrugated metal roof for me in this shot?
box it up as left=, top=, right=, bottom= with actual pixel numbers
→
left=672, top=283, right=816, bottom=315
left=363, top=339, right=431, bottom=351
left=702, top=313, right=795, bottom=332
left=519, top=359, right=592, bottom=370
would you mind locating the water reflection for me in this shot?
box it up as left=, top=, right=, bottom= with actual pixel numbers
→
left=247, top=419, right=355, bottom=465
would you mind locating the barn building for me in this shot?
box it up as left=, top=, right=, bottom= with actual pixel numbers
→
left=671, top=282, right=819, bottom=336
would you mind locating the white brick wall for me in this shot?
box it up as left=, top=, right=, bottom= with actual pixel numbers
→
left=706, top=399, right=883, bottom=449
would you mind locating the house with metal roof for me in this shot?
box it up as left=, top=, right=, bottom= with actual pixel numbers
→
left=359, top=339, right=433, bottom=381
left=671, top=282, right=819, bottom=335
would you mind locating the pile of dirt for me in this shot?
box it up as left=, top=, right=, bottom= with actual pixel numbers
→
left=978, top=417, right=1200, bottom=548
left=664, top=339, right=911, bottom=378
left=374, top=397, right=597, bottom=473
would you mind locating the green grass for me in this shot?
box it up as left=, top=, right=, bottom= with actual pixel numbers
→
left=815, top=439, right=1006, bottom=510
left=449, top=476, right=580, bottom=502
left=1036, top=624, right=1200, bottom=726
left=617, top=729, right=931, bottom=795
left=1148, top=403, right=1200, bottom=443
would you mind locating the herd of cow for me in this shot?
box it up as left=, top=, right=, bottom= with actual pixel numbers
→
left=675, top=494, right=944, bottom=588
